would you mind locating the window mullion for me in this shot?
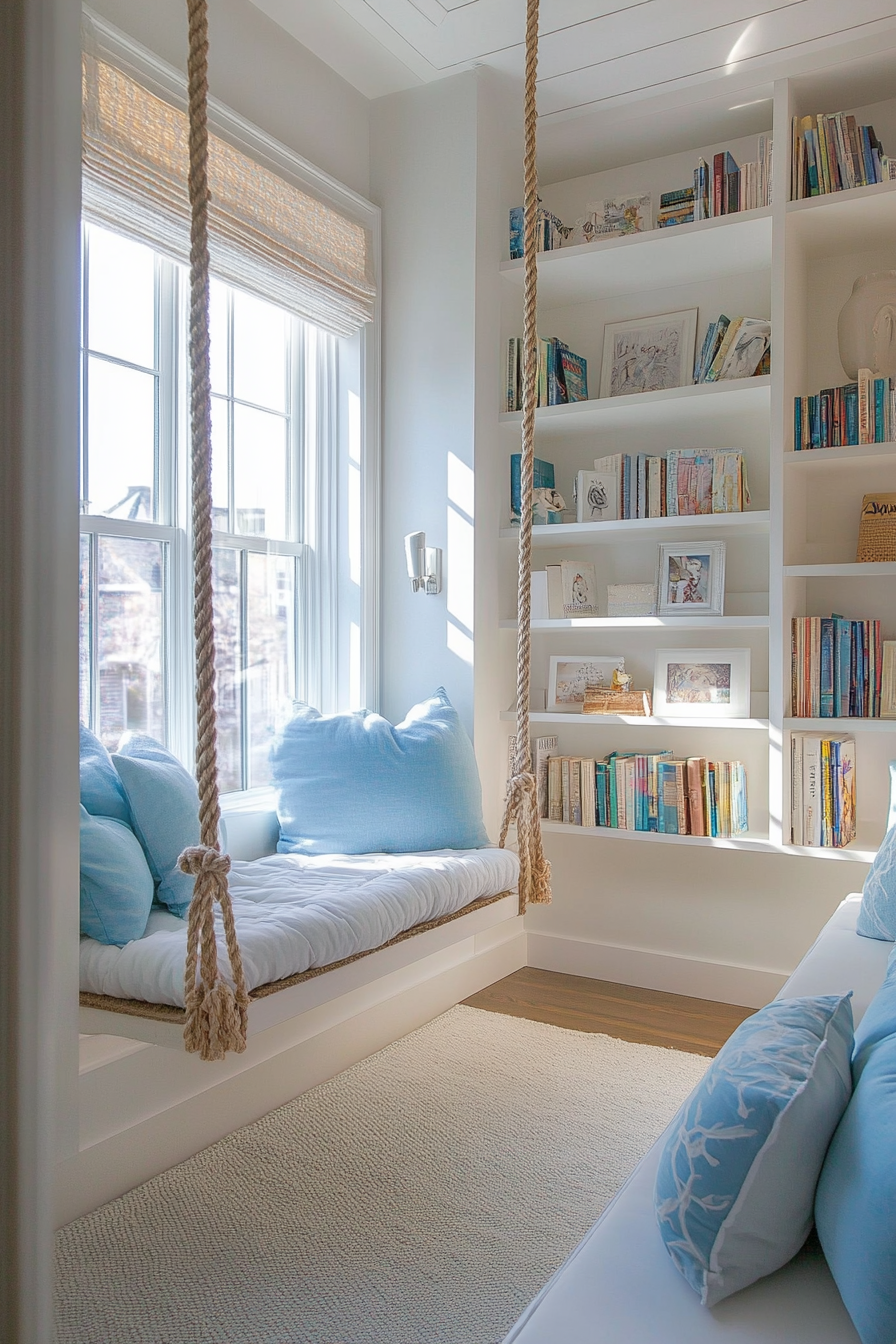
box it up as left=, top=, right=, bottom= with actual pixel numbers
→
left=239, top=548, right=250, bottom=791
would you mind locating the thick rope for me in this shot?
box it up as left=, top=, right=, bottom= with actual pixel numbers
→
left=499, top=0, right=551, bottom=914
left=180, top=0, right=250, bottom=1061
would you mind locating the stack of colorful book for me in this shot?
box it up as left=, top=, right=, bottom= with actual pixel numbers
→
left=694, top=314, right=771, bottom=382
left=505, top=336, right=588, bottom=411
left=791, top=616, right=882, bottom=718
left=544, top=751, right=749, bottom=838
left=791, top=734, right=857, bottom=848
left=692, top=137, right=773, bottom=219
left=593, top=448, right=749, bottom=520
left=793, top=370, right=896, bottom=449
left=791, top=113, right=895, bottom=200
left=657, top=187, right=695, bottom=228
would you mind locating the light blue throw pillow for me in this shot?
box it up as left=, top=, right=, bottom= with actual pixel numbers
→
left=271, top=688, right=490, bottom=857
left=79, top=805, right=155, bottom=945
left=655, top=994, right=854, bottom=1307
left=858, top=814, right=896, bottom=941
left=79, top=723, right=131, bottom=824
left=816, top=953, right=896, bottom=1344
left=112, top=735, right=200, bottom=917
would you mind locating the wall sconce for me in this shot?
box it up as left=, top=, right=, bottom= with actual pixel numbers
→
left=404, top=531, right=442, bottom=595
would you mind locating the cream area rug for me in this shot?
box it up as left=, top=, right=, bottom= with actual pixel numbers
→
left=55, top=1005, right=708, bottom=1344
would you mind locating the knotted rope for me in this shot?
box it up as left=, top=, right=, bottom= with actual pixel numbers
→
left=179, top=0, right=250, bottom=1060
left=498, top=0, right=551, bottom=914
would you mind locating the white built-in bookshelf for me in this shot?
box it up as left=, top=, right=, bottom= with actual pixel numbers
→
left=498, top=71, right=896, bottom=863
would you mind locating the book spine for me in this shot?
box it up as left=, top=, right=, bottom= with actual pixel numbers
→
left=820, top=618, right=834, bottom=718
left=791, top=737, right=803, bottom=845
left=687, top=758, right=705, bottom=836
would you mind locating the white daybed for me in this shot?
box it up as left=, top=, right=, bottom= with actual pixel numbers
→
left=502, top=893, right=887, bottom=1344
left=79, top=799, right=519, bottom=1046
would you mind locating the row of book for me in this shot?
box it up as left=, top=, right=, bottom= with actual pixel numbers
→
left=505, top=337, right=588, bottom=411
left=791, top=735, right=856, bottom=848
left=508, top=202, right=564, bottom=258
left=791, top=616, right=886, bottom=719
left=694, top=315, right=771, bottom=383
left=791, top=112, right=896, bottom=201
left=793, top=371, right=896, bottom=449
left=544, top=751, right=749, bottom=838
left=691, top=138, right=774, bottom=221
left=592, top=448, right=749, bottom=520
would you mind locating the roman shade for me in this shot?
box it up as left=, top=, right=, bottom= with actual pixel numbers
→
left=81, top=51, right=376, bottom=337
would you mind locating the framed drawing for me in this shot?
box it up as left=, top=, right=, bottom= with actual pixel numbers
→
left=548, top=655, right=626, bottom=712
left=576, top=470, right=618, bottom=522
left=656, top=541, right=725, bottom=617
left=599, top=308, right=697, bottom=398
left=653, top=648, right=751, bottom=719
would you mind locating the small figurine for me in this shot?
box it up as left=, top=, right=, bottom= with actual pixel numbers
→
left=611, top=667, right=633, bottom=693
left=531, top=487, right=566, bottom=525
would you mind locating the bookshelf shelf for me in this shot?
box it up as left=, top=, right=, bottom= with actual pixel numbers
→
left=784, top=443, right=896, bottom=468
left=783, top=562, right=896, bottom=577
left=499, top=209, right=772, bottom=305
left=499, top=511, right=771, bottom=546
left=539, top=822, right=877, bottom=863
left=786, top=177, right=896, bottom=255
left=784, top=718, right=896, bottom=733
left=499, top=377, right=771, bottom=436
left=500, top=616, right=770, bottom=630
left=500, top=710, right=770, bottom=730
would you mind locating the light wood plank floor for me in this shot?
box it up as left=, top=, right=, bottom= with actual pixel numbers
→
left=463, top=967, right=754, bottom=1057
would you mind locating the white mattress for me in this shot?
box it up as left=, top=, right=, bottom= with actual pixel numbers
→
left=502, top=895, right=891, bottom=1344
left=80, top=847, right=519, bottom=1008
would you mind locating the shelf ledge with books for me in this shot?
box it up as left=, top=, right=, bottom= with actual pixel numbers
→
left=784, top=718, right=896, bottom=733
left=500, top=710, right=770, bottom=730
left=499, top=376, right=771, bottom=436
left=784, top=561, right=896, bottom=577
left=500, top=511, right=770, bottom=547
left=785, top=443, right=896, bottom=468
left=786, top=177, right=896, bottom=256
left=500, top=615, right=770, bottom=631
left=537, top=822, right=878, bottom=863
left=499, top=208, right=772, bottom=306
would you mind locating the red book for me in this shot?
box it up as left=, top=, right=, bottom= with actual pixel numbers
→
left=713, top=152, right=725, bottom=217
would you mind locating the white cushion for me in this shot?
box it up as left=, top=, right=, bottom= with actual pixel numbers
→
left=779, top=895, right=891, bottom=1024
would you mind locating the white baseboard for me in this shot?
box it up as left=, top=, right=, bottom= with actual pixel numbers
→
left=56, top=921, right=526, bottom=1226
left=526, top=932, right=787, bottom=1009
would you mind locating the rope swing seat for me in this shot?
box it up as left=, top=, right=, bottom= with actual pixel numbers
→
left=78, top=0, right=548, bottom=1060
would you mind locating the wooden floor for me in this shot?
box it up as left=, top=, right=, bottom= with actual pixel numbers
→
left=463, top=967, right=754, bottom=1057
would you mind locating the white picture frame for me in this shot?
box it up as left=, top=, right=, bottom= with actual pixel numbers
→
left=653, top=648, right=751, bottom=719
left=548, top=655, right=626, bottom=712
left=656, top=541, right=726, bottom=617
left=599, top=308, right=698, bottom=398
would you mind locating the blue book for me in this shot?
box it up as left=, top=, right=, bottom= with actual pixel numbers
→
left=509, top=207, right=524, bottom=260
left=794, top=397, right=802, bottom=451
left=809, top=395, right=821, bottom=448
left=861, top=127, right=875, bottom=188
left=820, top=618, right=834, bottom=718
left=874, top=378, right=886, bottom=442
left=510, top=454, right=555, bottom=524
left=707, top=765, right=718, bottom=837
left=835, top=617, right=851, bottom=717
left=844, top=384, right=859, bottom=445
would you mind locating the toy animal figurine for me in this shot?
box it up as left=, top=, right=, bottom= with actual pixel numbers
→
left=611, top=668, right=633, bottom=693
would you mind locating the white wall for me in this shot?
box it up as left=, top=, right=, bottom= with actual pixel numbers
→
left=89, top=0, right=371, bottom=197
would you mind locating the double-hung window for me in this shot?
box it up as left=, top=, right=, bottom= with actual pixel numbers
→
left=79, top=30, right=378, bottom=793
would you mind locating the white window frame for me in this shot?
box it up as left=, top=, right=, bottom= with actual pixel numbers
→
left=80, top=12, right=381, bottom=789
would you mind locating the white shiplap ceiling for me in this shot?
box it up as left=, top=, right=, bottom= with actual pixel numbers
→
left=251, top=0, right=896, bottom=176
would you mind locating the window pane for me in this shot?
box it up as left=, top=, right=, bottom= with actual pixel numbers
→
left=79, top=534, right=92, bottom=728
left=232, top=289, right=287, bottom=413
left=233, top=403, right=287, bottom=538
left=86, top=356, right=156, bottom=518
left=86, top=226, right=156, bottom=370
left=96, top=537, right=164, bottom=750
left=212, top=548, right=242, bottom=792
left=211, top=394, right=230, bottom=531
left=246, top=553, right=295, bottom=788
left=210, top=278, right=229, bottom=396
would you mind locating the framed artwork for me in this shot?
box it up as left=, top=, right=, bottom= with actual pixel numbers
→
left=586, top=194, right=653, bottom=239
left=653, top=648, right=751, bottom=719
left=656, top=541, right=725, bottom=617
left=548, top=655, right=626, bottom=712
left=576, top=470, right=618, bottom=522
left=599, top=308, right=698, bottom=398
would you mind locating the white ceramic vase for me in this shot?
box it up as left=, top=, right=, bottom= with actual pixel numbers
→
left=837, top=271, right=896, bottom=380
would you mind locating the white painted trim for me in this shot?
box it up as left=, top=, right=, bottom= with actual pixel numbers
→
left=526, top=932, right=787, bottom=1010
left=60, top=922, right=526, bottom=1225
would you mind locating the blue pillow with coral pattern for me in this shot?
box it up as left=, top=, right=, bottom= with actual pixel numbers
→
left=654, top=994, right=853, bottom=1306
left=857, top=820, right=896, bottom=942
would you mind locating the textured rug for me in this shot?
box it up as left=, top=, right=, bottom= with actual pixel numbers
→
left=56, top=1005, right=708, bottom=1344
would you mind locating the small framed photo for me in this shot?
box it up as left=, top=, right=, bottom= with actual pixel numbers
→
left=576, top=470, right=618, bottom=523
left=653, top=648, right=751, bottom=719
left=548, top=655, right=626, bottom=712
left=656, top=541, right=725, bottom=617
left=599, top=308, right=698, bottom=398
